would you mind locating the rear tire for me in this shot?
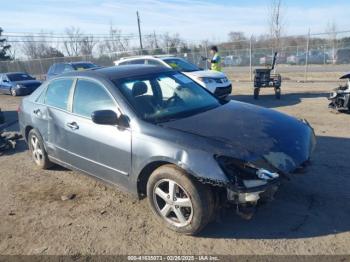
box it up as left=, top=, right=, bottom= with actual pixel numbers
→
left=147, top=165, right=214, bottom=235
left=28, top=129, right=53, bottom=169
left=254, top=88, right=260, bottom=99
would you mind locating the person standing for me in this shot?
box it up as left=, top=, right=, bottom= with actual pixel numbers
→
left=208, top=46, right=222, bottom=72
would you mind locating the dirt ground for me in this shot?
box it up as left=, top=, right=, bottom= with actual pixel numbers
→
left=0, top=81, right=349, bottom=256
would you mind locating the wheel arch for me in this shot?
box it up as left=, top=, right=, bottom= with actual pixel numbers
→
left=24, top=125, right=34, bottom=142
left=136, top=158, right=199, bottom=198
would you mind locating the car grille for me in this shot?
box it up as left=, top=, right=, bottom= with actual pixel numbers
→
left=214, top=85, right=232, bottom=97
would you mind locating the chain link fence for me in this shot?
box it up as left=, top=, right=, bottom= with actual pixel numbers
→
left=1, top=31, right=350, bottom=81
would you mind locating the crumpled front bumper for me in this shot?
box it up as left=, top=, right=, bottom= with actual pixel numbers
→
left=226, top=178, right=280, bottom=204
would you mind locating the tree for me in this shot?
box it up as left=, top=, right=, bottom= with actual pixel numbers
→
left=21, top=35, right=48, bottom=59
left=41, top=47, right=64, bottom=58
left=98, top=25, right=130, bottom=55
left=268, top=0, right=284, bottom=51
left=63, top=26, right=83, bottom=56
left=21, top=34, right=64, bottom=59
left=227, top=31, right=247, bottom=49
left=0, top=27, right=12, bottom=61
left=162, top=33, right=182, bottom=54
left=80, top=35, right=96, bottom=56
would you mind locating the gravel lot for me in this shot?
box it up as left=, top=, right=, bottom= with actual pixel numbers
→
left=0, top=81, right=349, bottom=255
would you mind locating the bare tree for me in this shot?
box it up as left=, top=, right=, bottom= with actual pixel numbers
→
left=227, top=31, right=247, bottom=49
left=268, top=0, right=284, bottom=51
left=162, top=33, right=182, bottom=54
left=80, top=35, right=97, bottom=56
left=63, top=27, right=83, bottom=56
left=98, top=25, right=130, bottom=55
left=326, top=20, right=338, bottom=63
left=21, top=35, right=49, bottom=59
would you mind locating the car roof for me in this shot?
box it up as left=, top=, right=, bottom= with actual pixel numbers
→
left=3, top=72, right=28, bottom=76
left=53, top=61, right=95, bottom=65
left=117, top=55, right=176, bottom=61
left=57, top=65, right=174, bottom=80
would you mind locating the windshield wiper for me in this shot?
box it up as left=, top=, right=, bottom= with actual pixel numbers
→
left=152, top=104, right=219, bottom=124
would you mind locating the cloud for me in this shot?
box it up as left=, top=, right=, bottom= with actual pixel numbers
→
left=1, top=0, right=349, bottom=42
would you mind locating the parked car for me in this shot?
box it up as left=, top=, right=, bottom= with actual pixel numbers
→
left=223, top=55, right=249, bottom=66
left=114, top=55, right=232, bottom=99
left=259, top=53, right=287, bottom=65
left=19, top=65, right=316, bottom=235
left=0, top=72, right=42, bottom=96
left=287, top=51, right=327, bottom=65
left=334, top=48, right=350, bottom=64
left=47, top=61, right=99, bottom=79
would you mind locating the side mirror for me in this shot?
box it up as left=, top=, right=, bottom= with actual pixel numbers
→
left=3, top=79, right=9, bottom=83
left=91, top=110, right=129, bottom=127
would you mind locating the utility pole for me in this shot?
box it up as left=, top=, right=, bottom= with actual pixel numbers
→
left=136, top=11, right=143, bottom=54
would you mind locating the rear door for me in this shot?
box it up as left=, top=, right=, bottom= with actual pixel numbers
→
left=62, top=78, right=132, bottom=186
left=43, top=78, right=75, bottom=159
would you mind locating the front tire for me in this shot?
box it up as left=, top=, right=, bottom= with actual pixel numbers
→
left=147, top=165, right=214, bottom=235
left=10, top=88, right=17, bottom=97
left=28, top=129, right=53, bottom=169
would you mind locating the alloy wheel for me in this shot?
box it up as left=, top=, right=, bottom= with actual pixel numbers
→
left=152, top=179, right=193, bottom=227
left=30, top=135, right=44, bottom=166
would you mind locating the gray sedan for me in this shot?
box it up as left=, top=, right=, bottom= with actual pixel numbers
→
left=18, top=65, right=316, bottom=235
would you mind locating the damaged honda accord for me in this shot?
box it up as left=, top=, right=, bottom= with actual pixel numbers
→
left=18, top=65, right=316, bottom=235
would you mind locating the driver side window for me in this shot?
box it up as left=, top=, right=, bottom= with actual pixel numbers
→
left=72, top=79, right=116, bottom=118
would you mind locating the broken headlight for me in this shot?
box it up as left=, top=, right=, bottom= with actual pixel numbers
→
left=215, top=156, right=279, bottom=187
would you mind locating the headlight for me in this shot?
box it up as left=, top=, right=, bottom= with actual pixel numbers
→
left=198, top=77, right=216, bottom=84
left=221, top=77, right=228, bottom=83
left=16, top=84, right=25, bottom=89
left=215, top=156, right=279, bottom=182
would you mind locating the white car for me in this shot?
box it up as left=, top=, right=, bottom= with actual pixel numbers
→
left=114, top=55, right=232, bottom=98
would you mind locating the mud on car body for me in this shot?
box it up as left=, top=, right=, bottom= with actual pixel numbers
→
left=18, top=65, right=316, bottom=235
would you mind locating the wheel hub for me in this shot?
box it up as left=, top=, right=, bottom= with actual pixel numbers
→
left=153, top=179, right=193, bottom=227
left=31, top=135, right=43, bottom=165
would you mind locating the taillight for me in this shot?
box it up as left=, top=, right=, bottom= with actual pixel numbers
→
left=17, top=105, right=21, bottom=113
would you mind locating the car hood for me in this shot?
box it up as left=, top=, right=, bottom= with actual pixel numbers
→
left=13, top=80, right=42, bottom=87
left=185, top=70, right=226, bottom=78
left=161, top=101, right=316, bottom=174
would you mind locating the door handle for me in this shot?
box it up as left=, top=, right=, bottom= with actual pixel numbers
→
left=66, top=121, right=79, bottom=130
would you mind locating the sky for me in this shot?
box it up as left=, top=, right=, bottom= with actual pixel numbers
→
left=1, top=0, right=350, bottom=42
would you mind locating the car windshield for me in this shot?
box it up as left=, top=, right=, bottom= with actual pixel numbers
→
left=72, top=63, right=98, bottom=71
left=7, top=73, right=35, bottom=82
left=163, top=58, right=200, bottom=72
left=114, top=72, right=221, bottom=123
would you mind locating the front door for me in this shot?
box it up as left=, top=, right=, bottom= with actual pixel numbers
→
left=62, top=78, right=132, bottom=187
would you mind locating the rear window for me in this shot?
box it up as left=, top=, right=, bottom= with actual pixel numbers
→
left=7, top=73, right=34, bottom=81
left=72, top=63, right=98, bottom=71
left=45, top=79, right=73, bottom=110
left=163, top=58, right=199, bottom=72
